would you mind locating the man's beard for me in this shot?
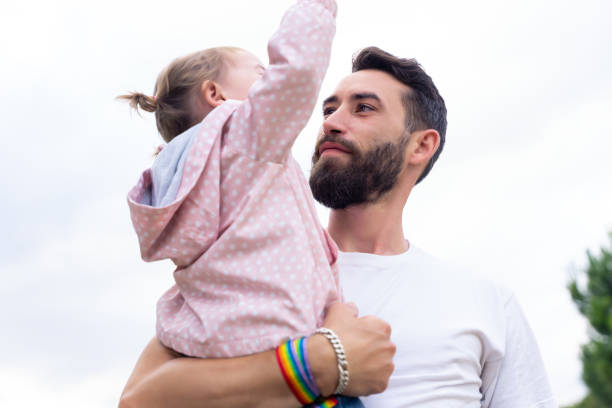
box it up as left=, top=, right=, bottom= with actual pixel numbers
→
left=309, top=133, right=409, bottom=210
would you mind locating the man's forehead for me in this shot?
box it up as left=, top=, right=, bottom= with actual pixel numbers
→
left=329, top=69, right=409, bottom=100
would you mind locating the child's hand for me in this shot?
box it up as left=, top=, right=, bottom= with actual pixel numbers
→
left=308, top=302, right=396, bottom=397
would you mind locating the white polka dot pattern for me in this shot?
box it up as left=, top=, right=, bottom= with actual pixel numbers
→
left=127, top=0, right=341, bottom=358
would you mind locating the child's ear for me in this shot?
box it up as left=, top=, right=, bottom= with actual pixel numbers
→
left=200, top=80, right=226, bottom=108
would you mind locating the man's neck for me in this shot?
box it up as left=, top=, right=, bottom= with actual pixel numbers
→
left=327, top=196, right=408, bottom=256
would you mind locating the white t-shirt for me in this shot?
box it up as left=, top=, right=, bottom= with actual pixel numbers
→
left=338, top=245, right=557, bottom=408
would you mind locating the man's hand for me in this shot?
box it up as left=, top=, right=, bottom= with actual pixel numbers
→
left=307, top=303, right=396, bottom=397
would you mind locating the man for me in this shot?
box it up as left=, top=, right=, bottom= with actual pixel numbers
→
left=309, top=47, right=556, bottom=407
left=119, top=47, right=556, bottom=407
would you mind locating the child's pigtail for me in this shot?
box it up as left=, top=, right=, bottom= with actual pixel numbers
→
left=116, top=92, right=157, bottom=113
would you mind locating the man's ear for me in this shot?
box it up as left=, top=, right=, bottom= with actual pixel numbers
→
left=200, top=80, right=226, bottom=108
left=407, top=129, right=440, bottom=166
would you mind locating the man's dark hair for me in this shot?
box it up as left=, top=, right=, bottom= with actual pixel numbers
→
left=352, top=46, right=447, bottom=184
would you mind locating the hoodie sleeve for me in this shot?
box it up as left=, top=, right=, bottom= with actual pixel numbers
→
left=223, top=0, right=337, bottom=163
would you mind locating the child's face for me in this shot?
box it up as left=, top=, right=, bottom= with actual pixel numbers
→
left=218, top=50, right=265, bottom=100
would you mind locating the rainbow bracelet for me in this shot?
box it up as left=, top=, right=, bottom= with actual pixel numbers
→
left=276, top=337, right=339, bottom=407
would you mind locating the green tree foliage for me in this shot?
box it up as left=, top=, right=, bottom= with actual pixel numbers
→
left=564, top=394, right=605, bottom=408
left=568, top=233, right=612, bottom=407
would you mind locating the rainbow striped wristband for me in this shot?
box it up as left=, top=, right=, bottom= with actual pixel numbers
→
left=276, top=337, right=339, bottom=407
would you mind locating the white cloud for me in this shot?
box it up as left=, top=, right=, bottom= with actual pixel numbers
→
left=0, top=196, right=172, bottom=383
left=0, top=363, right=130, bottom=408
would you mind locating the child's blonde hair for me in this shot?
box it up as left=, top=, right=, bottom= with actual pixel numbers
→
left=118, top=46, right=243, bottom=142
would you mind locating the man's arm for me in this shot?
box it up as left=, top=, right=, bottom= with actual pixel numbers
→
left=119, top=338, right=299, bottom=408
left=118, top=303, right=396, bottom=408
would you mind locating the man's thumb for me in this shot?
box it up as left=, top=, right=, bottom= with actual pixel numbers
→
left=327, top=302, right=359, bottom=317
left=345, top=302, right=359, bottom=317
left=326, top=302, right=359, bottom=321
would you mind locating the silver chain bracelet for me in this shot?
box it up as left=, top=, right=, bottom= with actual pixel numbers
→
left=315, top=327, right=349, bottom=394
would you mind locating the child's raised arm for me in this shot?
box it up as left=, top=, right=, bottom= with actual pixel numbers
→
left=226, top=0, right=337, bottom=163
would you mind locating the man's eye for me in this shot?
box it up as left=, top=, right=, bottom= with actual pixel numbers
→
left=323, top=107, right=336, bottom=116
left=357, top=104, right=374, bottom=112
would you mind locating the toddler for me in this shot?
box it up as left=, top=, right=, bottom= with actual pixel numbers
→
left=121, top=1, right=362, bottom=406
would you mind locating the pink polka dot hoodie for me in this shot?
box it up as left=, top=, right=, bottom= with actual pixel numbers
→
left=127, top=0, right=341, bottom=358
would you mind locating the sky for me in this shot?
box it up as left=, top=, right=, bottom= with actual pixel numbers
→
left=1, top=0, right=611, bottom=406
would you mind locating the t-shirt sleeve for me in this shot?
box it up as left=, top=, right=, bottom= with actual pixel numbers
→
left=225, top=0, right=336, bottom=163
left=481, top=294, right=558, bottom=408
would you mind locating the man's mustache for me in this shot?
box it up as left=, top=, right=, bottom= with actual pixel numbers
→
left=313, top=135, right=358, bottom=160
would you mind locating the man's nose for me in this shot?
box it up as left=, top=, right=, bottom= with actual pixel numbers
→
left=322, top=108, right=347, bottom=136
